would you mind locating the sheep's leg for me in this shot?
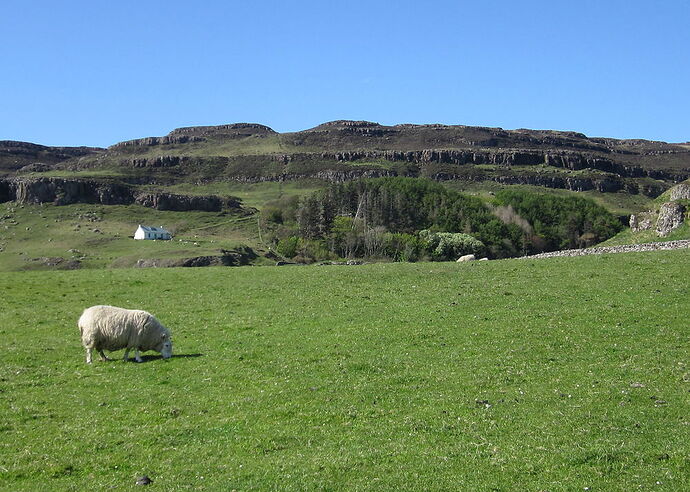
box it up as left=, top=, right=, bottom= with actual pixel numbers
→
left=85, top=348, right=93, bottom=364
left=123, top=348, right=130, bottom=362
left=98, top=349, right=111, bottom=361
left=134, top=349, right=143, bottom=363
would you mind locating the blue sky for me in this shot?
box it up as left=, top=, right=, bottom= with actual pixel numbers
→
left=1, top=0, right=688, bottom=147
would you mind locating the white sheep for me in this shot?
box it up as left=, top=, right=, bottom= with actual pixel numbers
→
left=78, top=305, right=173, bottom=363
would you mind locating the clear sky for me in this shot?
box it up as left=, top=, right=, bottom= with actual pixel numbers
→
left=1, top=0, right=688, bottom=147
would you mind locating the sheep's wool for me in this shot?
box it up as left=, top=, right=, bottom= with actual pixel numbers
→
left=78, top=305, right=172, bottom=363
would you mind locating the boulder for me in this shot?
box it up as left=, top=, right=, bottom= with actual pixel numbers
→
left=629, top=212, right=654, bottom=232
left=656, top=202, right=686, bottom=237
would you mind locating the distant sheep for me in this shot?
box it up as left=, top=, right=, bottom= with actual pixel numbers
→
left=78, top=305, right=173, bottom=363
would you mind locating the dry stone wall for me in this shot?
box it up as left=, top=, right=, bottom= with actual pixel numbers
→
left=520, top=239, right=690, bottom=259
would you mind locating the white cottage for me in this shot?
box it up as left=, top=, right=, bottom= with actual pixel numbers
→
left=134, top=225, right=172, bottom=240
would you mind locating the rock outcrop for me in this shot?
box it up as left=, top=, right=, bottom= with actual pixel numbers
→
left=629, top=182, right=689, bottom=236
left=11, top=177, right=133, bottom=205
left=321, top=148, right=686, bottom=181
left=127, top=155, right=186, bottom=168
left=134, top=192, right=240, bottom=212
left=109, top=123, right=276, bottom=149
left=656, top=202, right=686, bottom=237
left=168, top=123, right=275, bottom=137
left=629, top=212, right=654, bottom=232
left=670, top=183, right=690, bottom=200
left=109, top=135, right=205, bottom=149
left=227, top=167, right=665, bottom=196
left=0, top=177, right=241, bottom=212
left=135, top=247, right=257, bottom=268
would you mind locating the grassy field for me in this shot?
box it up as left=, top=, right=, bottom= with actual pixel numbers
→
left=1, top=251, right=688, bottom=490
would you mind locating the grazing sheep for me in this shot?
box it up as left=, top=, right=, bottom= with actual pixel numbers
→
left=78, top=305, right=173, bottom=363
left=456, top=254, right=476, bottom=262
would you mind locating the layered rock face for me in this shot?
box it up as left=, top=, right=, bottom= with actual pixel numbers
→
left=6, top=121, right=689, bottom=201
left=109, top=135, right=205, bottom=149
left=323, top=148, right=683, bottom=181
left=11, top=177, right=133, bottom=205
left=0, top=177, right=240, bottom=212
left=134, top=192, right=240, bottom=211
left=127, top=155, right=186, bottom=168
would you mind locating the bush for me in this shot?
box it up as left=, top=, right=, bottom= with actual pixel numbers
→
left=420, top=230, right=485, bottom=261
left=263, top=196, right=300, bottom=225
left=276, top=236, right=300, bottom=258
left=292, top=239, right=336, bottom=264
left=382, top=232, right=426, bottom=262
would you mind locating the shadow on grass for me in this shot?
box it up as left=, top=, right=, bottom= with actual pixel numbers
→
left=130, top=353, right=204, bottom=363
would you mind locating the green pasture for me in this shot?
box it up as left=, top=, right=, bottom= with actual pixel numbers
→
left=1, top=251, right=688, bottom=490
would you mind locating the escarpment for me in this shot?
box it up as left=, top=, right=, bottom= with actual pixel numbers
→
left=4, top=120, right=689, bottom=199
left=0, top=177, right=241, bottom=212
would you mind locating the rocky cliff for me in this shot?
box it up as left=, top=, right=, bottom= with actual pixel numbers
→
left=0, top=177, right=241, bottom=212
left=5, top=120, right=690, bottom=200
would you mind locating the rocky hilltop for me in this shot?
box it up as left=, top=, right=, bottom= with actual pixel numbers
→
left=0, top=140, right=103, bottom=173
left=108, top=123, right=276, bottom=149
left=3, top=120, right=689, bottom=198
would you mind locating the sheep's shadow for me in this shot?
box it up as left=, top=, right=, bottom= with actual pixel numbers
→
left=127, top=353, right=204, bottom=363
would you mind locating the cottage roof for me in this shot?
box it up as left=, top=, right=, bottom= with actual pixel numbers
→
left=138, top=225, right=170, bottom=234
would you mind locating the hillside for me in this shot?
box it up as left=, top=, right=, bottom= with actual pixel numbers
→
left=1, top=121, right=689, bottom=270
left=0, top=140, right=102, bottom=173
left=3, top=121, right=689, bottom=198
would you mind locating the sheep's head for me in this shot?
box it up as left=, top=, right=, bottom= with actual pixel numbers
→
left=157, top=333, right=173, bottom=359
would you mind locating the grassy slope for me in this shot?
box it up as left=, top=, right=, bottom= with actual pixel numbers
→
left=154, top=180, right=325, bottom=209
left=0, top=179, right=332, bottom=271
left=1, top=251, right=689, bottom=490
left=601, top=223, right=690, bottom=246
left=443, top=181, right=656, bottom=216
left=0, top=202, right=265, bottom=270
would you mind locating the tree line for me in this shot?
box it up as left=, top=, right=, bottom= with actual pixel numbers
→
left=263, top=177, right=623, bottom=262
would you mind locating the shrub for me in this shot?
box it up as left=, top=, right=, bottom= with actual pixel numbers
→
left=382, top=232, right=426, bottom=262
left=420, top=230, right=485, bottom=261
left=276, top=236, right=300, bottom=258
